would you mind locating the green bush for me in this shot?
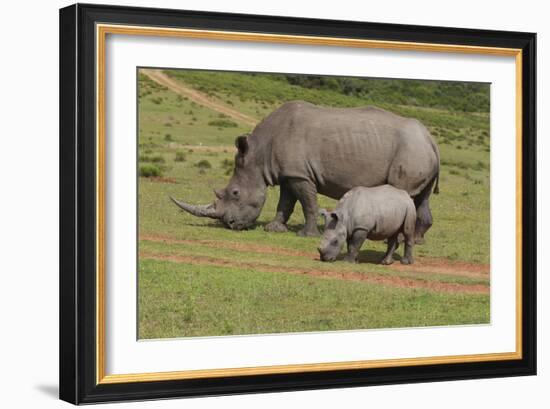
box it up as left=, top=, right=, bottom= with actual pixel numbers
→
left=473, top=161, right=488, bottom=171
left=164, top=134, right=173, bottom=141
left=140, top=155, right=165, bottom=164
left=207, top=119, right=238, bottom=128
left=196, top=159, right=212, bottom=170
left=174, top=151, right=186, bottom=162
left=140, top=164, right=162, bottom=177
left=221, top=158, right=234, bottom=175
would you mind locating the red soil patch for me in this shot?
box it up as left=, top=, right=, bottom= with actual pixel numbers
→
left=141, top=234, right=312, bottom=258
left=140, top=234, right=490, bottom=280
left=140, top=250, right=489, bottom=295
left=388, top=259, right=489, bottom=279
left=147, top=176, right=177, bottom=184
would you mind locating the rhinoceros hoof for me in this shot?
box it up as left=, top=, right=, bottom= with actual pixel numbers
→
left=264, top=221, right=288, bottom=233
left=380, top=257, right=394, bottom=265
left=297, top=228, right=320, bottom=237
left=400, top=257, right=414, bottom=265
left=344, top=255, right=357, bottom=263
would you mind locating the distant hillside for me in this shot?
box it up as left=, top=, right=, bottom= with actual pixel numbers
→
left=166, top=70, right=489, bottom=113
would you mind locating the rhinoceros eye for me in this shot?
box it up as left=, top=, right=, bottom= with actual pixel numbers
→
left=331, top=239, right=338, bottom=246
left=231, top=188, right=240, bottom=198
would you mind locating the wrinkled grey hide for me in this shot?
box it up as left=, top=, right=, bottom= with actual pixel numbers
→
left=318, top=185, right=416, bottom=264
left=170, top=101, right=439, bottom=239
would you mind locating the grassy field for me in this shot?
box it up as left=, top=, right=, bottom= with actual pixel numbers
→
left=137, top=69, right=490, bottom=339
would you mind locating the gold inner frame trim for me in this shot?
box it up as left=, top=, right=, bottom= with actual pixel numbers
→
left=96, top=23, right=523, bottom=385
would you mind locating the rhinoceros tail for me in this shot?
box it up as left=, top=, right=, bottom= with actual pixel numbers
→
left=433, top=172, right=440, bottom=195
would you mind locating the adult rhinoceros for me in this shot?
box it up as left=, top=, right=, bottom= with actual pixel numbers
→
left=171, top=101, right=440, bottom=241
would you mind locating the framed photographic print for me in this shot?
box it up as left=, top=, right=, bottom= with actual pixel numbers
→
left=59, top=3, right=536, bottom=404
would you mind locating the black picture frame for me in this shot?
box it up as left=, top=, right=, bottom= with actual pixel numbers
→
left=59, top=3, right=536, bottom=404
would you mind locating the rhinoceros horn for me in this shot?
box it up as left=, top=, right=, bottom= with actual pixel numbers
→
left=169, top=196, right=221, bottom=219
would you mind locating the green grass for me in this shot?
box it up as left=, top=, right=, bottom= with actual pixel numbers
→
left=137, top=68, right=491, bottom=339
left=138, top=260, right=489, bottom=339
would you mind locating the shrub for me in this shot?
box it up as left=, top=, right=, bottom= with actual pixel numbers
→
left=164, top=134, right=173, bottom=141
left=151, top=155, right=165, bottom=164
left=196, top=159, right=212, bottom=170
left=174, top=151, right=186, bottom=162
left=139, top=154, right=165, bottom=164
left=140, top=164, right=162, bottom=177
left=473, top=160, right=488, bottom=171
left=164, top=122, right=172, bottom=127
left=208, top=119, right=238, bottom=128
left=221, top=158, right=234, bottom=175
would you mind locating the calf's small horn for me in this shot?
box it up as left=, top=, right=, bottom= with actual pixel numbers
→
left=169, top=196, right=221, bottom=219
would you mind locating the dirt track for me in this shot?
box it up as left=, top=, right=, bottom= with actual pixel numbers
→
left=141, top=69, right=258, bottom=127
left=140, top=234, right=489, bottom=294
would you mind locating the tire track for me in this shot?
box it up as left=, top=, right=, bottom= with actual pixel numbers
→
left=141, top=69, right=259, bottom=127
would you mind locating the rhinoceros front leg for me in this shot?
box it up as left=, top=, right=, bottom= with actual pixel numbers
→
left=288, top=178, right=320, bottom=237
left=344, top=229, right=368, bottom=263
left=264, top=182, right=297, bottom=233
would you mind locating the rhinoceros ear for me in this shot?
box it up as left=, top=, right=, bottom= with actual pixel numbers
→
left=235, top=134, right=249, bottom=156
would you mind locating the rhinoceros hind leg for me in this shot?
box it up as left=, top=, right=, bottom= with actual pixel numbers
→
left=381, top=234, right=399, bottom=265
left=401, top=215, right=415, bottom=265
left=265, top=182, right=297, bottom=233
left=413, top=178, right=435, bottom=244
left=288, top=178, right=320, bottom=237
left=414, top=198, right=432, bottom=244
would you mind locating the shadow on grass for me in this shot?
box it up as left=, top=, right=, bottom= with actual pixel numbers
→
left=356, top=247, right=404, bottom=264
left=183, top=220, right=317, bottom=234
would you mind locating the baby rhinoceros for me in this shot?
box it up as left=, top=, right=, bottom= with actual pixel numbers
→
left=318, top=185, right=416, bottom=265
